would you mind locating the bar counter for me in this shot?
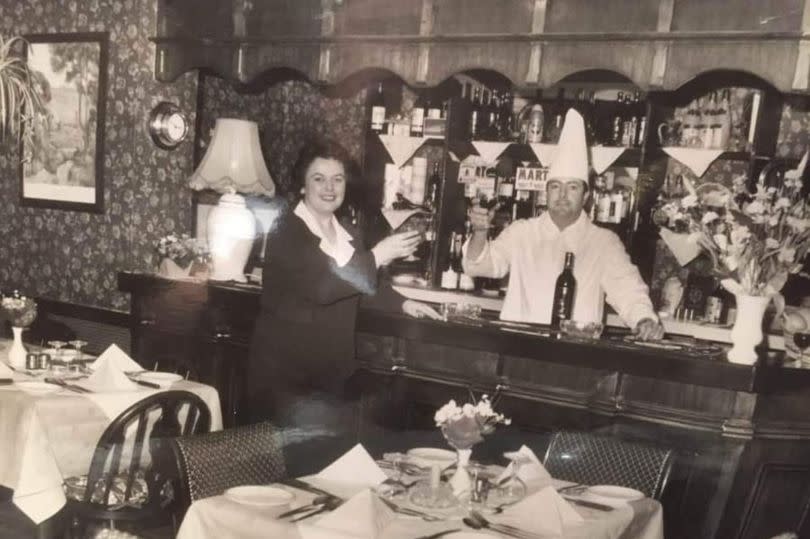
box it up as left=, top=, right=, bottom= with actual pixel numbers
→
left=118, top=271, right=810, bottom=539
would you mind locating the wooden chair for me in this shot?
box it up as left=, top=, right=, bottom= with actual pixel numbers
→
left=171, top=422, right=287, bottom=517
left=64, top=390, right=211, bottom=538
left=543, top=430, right=674, bottom=499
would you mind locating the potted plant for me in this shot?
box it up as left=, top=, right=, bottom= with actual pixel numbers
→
left=0, top=34, right=45, bottom=149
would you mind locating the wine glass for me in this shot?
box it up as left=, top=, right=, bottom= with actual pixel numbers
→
left=494, top=453, right=528, bottom=507
left=794, top=333, right=810, bottom=363
left=68, top=339, right=88, bottom=373
left=47, top=340, right=67, bottom=374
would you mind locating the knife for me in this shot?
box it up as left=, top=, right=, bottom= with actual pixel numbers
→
left=278, top=478, right=341, bottom=500
left=44, top=378, right=92, bottom=393
left=562, top=495, right=614, bottom=511
left=129, top=378, right=161, bottom=389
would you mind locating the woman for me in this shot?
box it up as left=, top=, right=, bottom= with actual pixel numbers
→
left=247, top=139, right=439, bottom=473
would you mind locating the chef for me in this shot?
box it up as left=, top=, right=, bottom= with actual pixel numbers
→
left=462, top=109, right=664, bottom=341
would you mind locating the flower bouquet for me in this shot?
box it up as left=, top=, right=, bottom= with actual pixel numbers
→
left=434, top=393, right=510, bottom=496
left=156, top=234, right=210, bottom=278
left=1, top=293, right=37, bottom=370
left=655, top=158, right=810, bottom=363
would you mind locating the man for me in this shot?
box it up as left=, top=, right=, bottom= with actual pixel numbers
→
left=463, top=109, right=663, bottom=341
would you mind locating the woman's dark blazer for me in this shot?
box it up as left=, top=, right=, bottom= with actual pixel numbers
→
left=246, top=202, right=404, bottom=414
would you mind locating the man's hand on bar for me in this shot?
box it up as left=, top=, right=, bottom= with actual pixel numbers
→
left=402, top=299, right=442, bottom=320
left=634, top=317, right=665, bottom=341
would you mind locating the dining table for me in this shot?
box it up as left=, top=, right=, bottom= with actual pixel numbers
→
left=176, top=454, right=664, bottom=539
left=0, top=341, right=223, bottom=525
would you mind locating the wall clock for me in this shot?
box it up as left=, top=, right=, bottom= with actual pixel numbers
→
left=148, top=102, right=189, bottom=150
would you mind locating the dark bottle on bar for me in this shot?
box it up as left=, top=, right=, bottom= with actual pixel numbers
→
left=370, top=82, right=386, bottom=134
left=551, top=252, right=576, bottom=329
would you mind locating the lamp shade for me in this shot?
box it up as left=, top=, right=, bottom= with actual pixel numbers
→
left=188, top=118, right=275, bottom=197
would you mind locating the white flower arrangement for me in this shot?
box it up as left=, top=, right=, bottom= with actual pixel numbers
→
left=434, top=394, right=510, bottom=450
left=156, top=233, right=210, bottom=268
left=655, top=162, right=810, bottom=307
left=0, top=293, right=37, bottom=328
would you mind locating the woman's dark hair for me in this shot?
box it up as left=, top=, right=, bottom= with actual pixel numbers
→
left=290, top=138, right=358, bottom=198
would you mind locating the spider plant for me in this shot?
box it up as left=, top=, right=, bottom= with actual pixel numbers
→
left=0, top=34, right=44, bottom=150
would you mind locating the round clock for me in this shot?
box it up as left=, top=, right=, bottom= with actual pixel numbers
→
left=148, top=102, right=189, bottom=150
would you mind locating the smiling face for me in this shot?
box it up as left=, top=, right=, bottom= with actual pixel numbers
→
left=546, top=177, right=589, bottom=229
left=302, top=157, right=346, bottom=219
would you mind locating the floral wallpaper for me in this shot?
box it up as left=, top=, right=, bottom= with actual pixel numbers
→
left=0, top=0, right=198, bottom=311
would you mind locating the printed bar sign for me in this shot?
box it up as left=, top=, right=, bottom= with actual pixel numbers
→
left=515, top=166, right=547, bottom=191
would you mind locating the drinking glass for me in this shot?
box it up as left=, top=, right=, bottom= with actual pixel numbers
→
left=493, top=454, right=528, bottom=507
left=69, top=339, right=88, bottom=373
left=794, top=333, right=810, bottom=363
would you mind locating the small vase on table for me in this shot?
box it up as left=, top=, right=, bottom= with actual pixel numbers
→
left=158, top=258, right=192, bottom=279
left=448, top=447, right=473, bottom=498
left=8, top=326, right=27, bottom=370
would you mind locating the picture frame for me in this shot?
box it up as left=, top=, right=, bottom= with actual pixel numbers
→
left=19, top=32, right=109, bottom=213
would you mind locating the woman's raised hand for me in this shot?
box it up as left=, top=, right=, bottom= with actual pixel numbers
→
left=371, top=230, right=422, bottom=267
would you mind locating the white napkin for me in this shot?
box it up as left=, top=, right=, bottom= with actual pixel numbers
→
left=471, top=141, right=510, bottom=164
left=496, top=486, right=584, bottom=536
left=378, top=135, right=430, bottom=168
left=497, top=445, right=552, bottom=486
left=0, top=360, right=14, bottom=378
left=305, top=489, right=395, bottom=539
left=80, top=355, right=139, bottom=392
left=785, top=150, right=808, bottom=181
left=316, top=444, right=388, bottom=487
left=590, top=146, right=627, bottom=174
left=381, top=209, right=423, bottom=231
left=659, top=228, right=701, bottom=266
left=91, top=344, right=142, bottom=372
left=662, top=147, right=723, bottom=177
left=528, top=142, right=558, bottom=166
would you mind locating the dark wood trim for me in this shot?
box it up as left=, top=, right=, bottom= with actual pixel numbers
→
left=35, top=297, right=130, bottom=328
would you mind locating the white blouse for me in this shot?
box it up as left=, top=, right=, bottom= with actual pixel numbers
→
left=293, top=201, right=355, bottom=267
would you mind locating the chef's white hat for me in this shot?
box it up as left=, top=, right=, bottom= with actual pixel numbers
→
left=548, top=108, right=589, bottom=183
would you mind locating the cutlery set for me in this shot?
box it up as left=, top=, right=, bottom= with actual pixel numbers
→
left=43, top=377, right=92, bottom=393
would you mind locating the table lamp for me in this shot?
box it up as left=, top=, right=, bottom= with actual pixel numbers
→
left=189, top=118, right=275, bottom=282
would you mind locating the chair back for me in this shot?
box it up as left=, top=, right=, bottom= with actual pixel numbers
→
left=543, top=431, right=674, bottom=499
left=172, top=422, right=287, bottom=507
left=81, top=390, right=211, bottom=515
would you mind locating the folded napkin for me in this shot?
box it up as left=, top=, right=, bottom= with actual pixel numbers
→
left=662, top=147, right=723, bottom=177
left=496, top=486, right=584, bottom=536
left=0, top=360, right=14, bottom=378
left=303, top=489, right=395, bottom=539
left=91, top=344, right=142, bottom=372
left=316, top=444, right=388, bottom=487
left=497, top=445, right=552, bottom=486
left=659, top=228, right=701, bottom=266
left=80, top=355, right=139, bottom=392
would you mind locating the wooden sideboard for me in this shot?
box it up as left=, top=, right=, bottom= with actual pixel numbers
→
left=118, top=271, right=810, bottom=539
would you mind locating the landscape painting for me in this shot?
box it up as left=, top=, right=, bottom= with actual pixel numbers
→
left=20, top=32, right=108, bottom=212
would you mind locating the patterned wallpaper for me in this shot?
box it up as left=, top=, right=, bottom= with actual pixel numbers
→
left=0, top=0, right=198, bottom=311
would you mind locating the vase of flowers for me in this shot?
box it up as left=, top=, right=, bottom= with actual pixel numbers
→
left=656, top=160, right=810, bottom=364
left=434, top=394, right=510, bottom=497
left=1, top=293, right=37, bottom=369
left=156, top=234, right=210, bottom=279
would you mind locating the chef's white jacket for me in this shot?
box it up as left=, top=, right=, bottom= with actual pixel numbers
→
left=462, top=211, right=656, bottom=328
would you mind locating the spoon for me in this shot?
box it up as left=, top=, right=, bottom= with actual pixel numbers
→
left=463, top=511, right=539, bottom=539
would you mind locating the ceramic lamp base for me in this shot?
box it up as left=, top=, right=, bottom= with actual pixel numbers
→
left=207, top=193, right=257, bottom=282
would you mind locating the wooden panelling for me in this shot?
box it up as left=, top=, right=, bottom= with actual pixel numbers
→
left=539, top=41, right=655, bottom=88
left=545, top=0, right=660, bottom=33
left=670, top=0, right=804, bottom=32
left=432, top=0, right=535, bottom=35
left=336, top=0, right=423, bottom=35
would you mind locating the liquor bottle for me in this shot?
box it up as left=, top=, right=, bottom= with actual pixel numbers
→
left=715, top=89, right=731, bottom=149
left=551, top=252, right=577, bottom=329
left=470, top=86, right=481, bottom=140
left=370, top=82, right=386, bottom=134
left=440, top=232, right=459, bottom=290
left=426, top=95, right=442, bottom=121
left=546, top=88, right=565, bottom=143
left=426, top=161, right=442, bottom=212
left=410, top=91, right=426, bottom=138
left=612, top=91, right=625, bottom=146
left=500, top=90, right=514, bottom=141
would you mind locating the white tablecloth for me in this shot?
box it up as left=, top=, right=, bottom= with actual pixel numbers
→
left=0, top=372, right=222, bottom=524
left=177, top=477, right=663, bottom=539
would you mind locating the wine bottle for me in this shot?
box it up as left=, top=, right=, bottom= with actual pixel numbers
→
left=370, top=82, right=386, bottom=134
left=551, top=252, right=577, bottom=329
left=410, top=91, right=426, bottom=138
left=426, top=161, right=442, bottom=212
left=470, top=86, right=481, bottom=140
left=440, top=232, right=459, bottom=290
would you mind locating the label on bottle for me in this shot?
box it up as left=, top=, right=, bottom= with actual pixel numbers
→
left=597, top=194, right=612, bottom=222
left=498, top=181, right=514, bottom=198
left=371, top=105, right=386, bottom=131
left=410, top=108, right=425, bottom=135
left=441, top=268, right=459, bottom=289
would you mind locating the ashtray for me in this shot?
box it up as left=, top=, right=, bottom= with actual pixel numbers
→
left=560, top=320, right=604, bottom=339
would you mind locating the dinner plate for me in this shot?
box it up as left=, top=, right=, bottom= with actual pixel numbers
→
left=136, top=372, right=183, bottom=388
left=406, top=447, right=457, bottom=467
left=224, top=485, right=294, bottom=509
left=583, top=485, right=644, bottom=507
left=16, top=381, right=61, bottom=393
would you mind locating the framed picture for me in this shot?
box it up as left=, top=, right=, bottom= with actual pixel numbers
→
left=20, top=32, right=108, bottom=213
